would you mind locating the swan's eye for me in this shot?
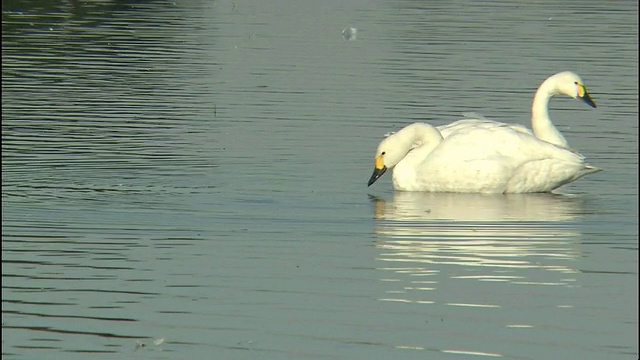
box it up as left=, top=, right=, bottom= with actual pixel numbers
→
left=381, top=151, right=386, bottom=156
left=574, top=81, right=579, bottom=85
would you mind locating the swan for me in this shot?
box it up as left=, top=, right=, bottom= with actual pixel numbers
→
left=436, top=71, right=597, bottom=148
left=367, top=122, right=601, bottom=193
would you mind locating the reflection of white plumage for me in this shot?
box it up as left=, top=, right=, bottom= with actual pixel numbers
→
left=371, top=192, right=584, bottom=222
left=437, top=71, right=597, bottom=148
left=367, top=122, right=601, bottom=193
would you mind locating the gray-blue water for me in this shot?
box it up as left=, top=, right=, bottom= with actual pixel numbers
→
left=2, top=1, right=637, bottom=359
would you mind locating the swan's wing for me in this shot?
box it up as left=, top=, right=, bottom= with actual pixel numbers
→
left=441, top=125, right=585, bottom=164
left=418, top=126, right=593, bottom=193
left=437, top=115, right=533, bottom=139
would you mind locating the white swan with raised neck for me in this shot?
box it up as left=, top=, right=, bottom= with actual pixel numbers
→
left=437, top=71, right=597, bottom=148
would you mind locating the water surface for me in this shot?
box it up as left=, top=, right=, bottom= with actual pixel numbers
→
left=2, top=0, right=637, bottom=359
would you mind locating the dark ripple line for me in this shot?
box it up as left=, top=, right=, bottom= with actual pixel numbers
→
left=2, top=286, right=159, bottom=296
left=3, top=310, right=137, bottom=322
left=3, top=260, right=134, bottom=271
left=10, top=345, right=60, bottom=350
left=3, top=299, right=76, bottom=306
left=3, top=274, right=117, bottom=281
left=579, top=269, right=637, bottom=275
left=2, top=325, right=141, bottom=340
left=0, top=235, right=134, bottom=244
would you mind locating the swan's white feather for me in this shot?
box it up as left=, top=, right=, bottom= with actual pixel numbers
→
left=370, top=122, right=600, bottom=193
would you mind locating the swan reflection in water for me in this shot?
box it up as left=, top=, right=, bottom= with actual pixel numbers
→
left=370, top=192, right=587, bottom=304
left=371, top=191, right=586, bottom=222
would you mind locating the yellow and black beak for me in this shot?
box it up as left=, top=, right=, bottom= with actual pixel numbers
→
left=578, top=84, right=597, bottom=108
left=367, top=155, right=387, bottom=187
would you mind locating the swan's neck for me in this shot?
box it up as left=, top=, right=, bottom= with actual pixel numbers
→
left=531, top=80, right=568, bottom=148
left=406, top=123, right=443, bottom=159
left=392, top=124, right=443, bottom=190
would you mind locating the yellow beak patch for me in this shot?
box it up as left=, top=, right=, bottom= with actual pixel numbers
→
left=375, top=154, right=385, bottom=170
left=577, top=84, right=586, bottom=98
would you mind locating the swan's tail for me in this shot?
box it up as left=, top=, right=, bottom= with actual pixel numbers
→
left=561, top=164, right=601, bottom=186
left=574, top=164, right=602, bottom=180
left=584, top=165, right=602, bottom=174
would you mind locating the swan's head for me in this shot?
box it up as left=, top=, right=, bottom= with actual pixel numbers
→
left=550, top=71, right=597, bottom=108
left=368, top=124, right=429, bottom=187
left=367, top=142, right=396, bottom=187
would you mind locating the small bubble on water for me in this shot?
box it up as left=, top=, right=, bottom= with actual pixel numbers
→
left=342, top=27, right=357, bottom=41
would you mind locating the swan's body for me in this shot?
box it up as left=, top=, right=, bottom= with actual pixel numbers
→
left=435, top=71, right=597, bottom=148
left=367, top=122, right=600, bottom=193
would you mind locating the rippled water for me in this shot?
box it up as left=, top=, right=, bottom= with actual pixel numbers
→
left=2, top=0, right=638, bottom=359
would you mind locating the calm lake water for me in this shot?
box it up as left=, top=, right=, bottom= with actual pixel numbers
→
left=2, top=0, right=638, bottom=359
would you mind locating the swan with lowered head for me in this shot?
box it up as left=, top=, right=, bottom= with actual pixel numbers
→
left=436, top=71, right=597, bottom=148
left=367, top=122, right=600, bottom=193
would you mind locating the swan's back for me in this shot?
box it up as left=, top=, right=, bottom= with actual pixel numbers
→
left=408, top=123, right=599, bottom=193
left=437, top=113, right=532, bottom=139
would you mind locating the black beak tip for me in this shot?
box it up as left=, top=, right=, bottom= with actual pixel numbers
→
left=368, top=167, right=387, bottom=187
left=581, top=93, right=597, bottom=109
